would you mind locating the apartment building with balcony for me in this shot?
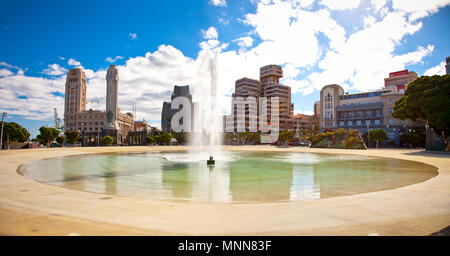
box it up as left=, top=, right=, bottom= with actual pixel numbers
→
left=319, top=70, right=423, bottom=146
left=227, top=65, right=295, bottom=134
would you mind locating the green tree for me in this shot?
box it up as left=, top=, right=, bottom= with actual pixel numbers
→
left=101, top=136, right=114, bottom=146
left=160, top=132, right=173, bottom=145
left=392, top=74, right=450, bottom=135
left=2, top=122, right=30, bottom=144
left=154, top=132, right=173, bottom=145
left=400, top=130, right=425, bottom=148
left=56, top=136, right=66, bottom=145
left=248, top=132, right=260, bottom=144
left=146, top=135, right=155, bottom=145
left=362, top=129, right=387, bottom=148
left=279, top=130, right=295, bottom=144
left=36, top=126, right=60, bottom=146
left=238, top=132, right=251, bottom=145
left=64, top=130, right=80, bottom=145
left=172, top=132, right=187, bottom=145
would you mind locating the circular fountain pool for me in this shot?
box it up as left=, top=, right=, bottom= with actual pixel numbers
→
left=19, top=151, right=438, bottom=203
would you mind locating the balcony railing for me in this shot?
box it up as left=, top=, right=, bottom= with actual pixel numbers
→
left=335, top=101, right=383, bottom=111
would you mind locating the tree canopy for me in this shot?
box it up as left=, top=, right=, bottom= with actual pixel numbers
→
left=36, top=126, right=60, bottom=146
left=392, top=74, right=450, bottom=135
left=64, top=130, right=80, bottom=144
left=56, top=136, right=66, bottom=145
left=154, top=132, right=173, bottom=145
left=278, top=130, right=295, bottom=144
left=146, top=135, right=155, bottom=144
left=2, top=122, right=30, bottom=143
left=362, top=129, right=387, bottom=148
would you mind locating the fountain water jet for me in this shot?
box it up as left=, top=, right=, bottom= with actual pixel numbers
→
left=207, top=53, right=218, bottom=166
left=189, top=51, right=222, bottom=165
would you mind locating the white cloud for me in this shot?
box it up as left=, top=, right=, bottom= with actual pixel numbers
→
left=68, top=58, right=81, bottom=66
left=0, top=61, right=20, bottom=70
left=105, top=56, right=124, bottom=63
left=129, top=32, right=137, bottom=40
left=363, top=15, right=377, bottom=28
left=218, top=17, right=230, bottom=25
left=320, top=0, right=361, bottom=10
left=202, top=26, right=218, bottom=39
left=306, top=10, right=431, bottom=92
left=370, top=0, right=387, bottom=11
left=233, top=36, right=254, bottom=48
left=392, top=0, right=450, bottom=21
left=294, top=110, right=315, bottom=115
left=209, top=0, right=226, bottom=7
left=0, top=68, right=14, bottom=77
left=58, top=56, right=65, bottom=60
left=243, top=2, right=346, bottom=71
left=0, top=64, right=66, bottom=120
left=424, top=61, right=446, bottom=76
left=42, top=63, right=67, bottom=76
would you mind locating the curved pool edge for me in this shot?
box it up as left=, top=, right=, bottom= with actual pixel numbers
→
left=16, top=149, right=440, bottom=205
left=0, top=146, right=449, bottom=235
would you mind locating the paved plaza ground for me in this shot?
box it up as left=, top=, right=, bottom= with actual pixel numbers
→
left=0, top=146, right=449, bottom=235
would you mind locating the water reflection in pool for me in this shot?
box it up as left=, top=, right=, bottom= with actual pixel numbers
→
left=19, top=151, right=438, bottom=203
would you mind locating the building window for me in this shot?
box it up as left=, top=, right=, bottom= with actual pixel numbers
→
left=374, top=120, right=381, bottom=125
left=325, top=93, right=332, bottom=102
left=356, top=120, right=361, bottom=126
left=339, top=121, right=344, bottom=126
left=348, top=121, right=353, bottom=126
left=365, top=120, right=371, bottom=125
left=388, top=99, right=392, bottom=104
left=375, top=110, right=382, bottom=116
left=388, top=119, right=393, bottom=125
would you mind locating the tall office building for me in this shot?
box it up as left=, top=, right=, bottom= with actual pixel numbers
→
left=259, top=65, right=294, bottom=130
left=63, top=65, right=134, bottom=145
left=63, top=68, right=105, bottom=133
left=64, top=68, right=87, bottom=116
left=227, top=65, right=295, bottom=133
left=161, top=85, right=195, bottom=132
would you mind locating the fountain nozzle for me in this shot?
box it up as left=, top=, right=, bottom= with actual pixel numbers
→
left=207, top=156, right=215, bottom=166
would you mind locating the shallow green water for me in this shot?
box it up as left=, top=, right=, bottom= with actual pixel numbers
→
left=20, top=151, right=438, bottom=203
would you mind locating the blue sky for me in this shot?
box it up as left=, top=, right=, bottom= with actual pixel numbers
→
left=0, top=0, right=449, bottom=137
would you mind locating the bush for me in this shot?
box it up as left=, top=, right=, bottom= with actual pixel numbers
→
left=146, top=136, right=155, bottom=145
left=101, top=136, right=114, bottom=146
left=311, top=129, right=366, bottom=149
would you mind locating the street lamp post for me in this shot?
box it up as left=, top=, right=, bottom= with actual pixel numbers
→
left=367, top=123, right=370, bottom=149
left=0, top=112, right=6, bottom=150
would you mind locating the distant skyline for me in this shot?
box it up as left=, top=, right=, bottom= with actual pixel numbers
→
left=1, top=0, right=449, bottom=137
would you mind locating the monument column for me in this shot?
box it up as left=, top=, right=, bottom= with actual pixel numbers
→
left=103, top=64, right=120, bottom=143
left=104, top=65, right=119, bottom=130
